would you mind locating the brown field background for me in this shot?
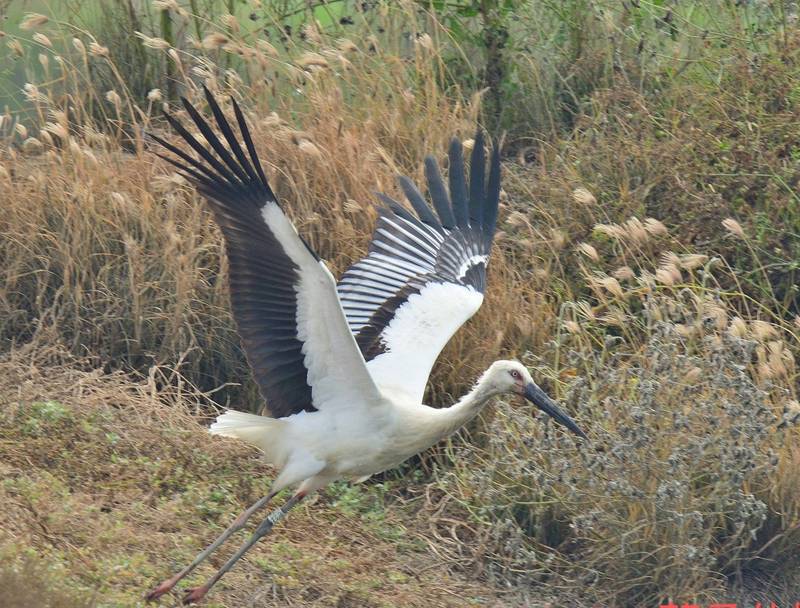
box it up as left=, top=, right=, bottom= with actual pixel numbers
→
left=1, top=1, right=799, bottom=606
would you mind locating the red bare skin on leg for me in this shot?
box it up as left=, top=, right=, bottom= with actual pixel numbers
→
left=182, top=585, right=209, bottom=605
left=144, top=574, right=181, bottom=601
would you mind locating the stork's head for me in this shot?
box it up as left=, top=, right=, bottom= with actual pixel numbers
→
left=484, top=360, right=587, bottom=439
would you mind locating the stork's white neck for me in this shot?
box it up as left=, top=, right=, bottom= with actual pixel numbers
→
left=431, top=374, right=500, bottom=438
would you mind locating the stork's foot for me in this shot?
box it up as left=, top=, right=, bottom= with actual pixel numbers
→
left=182, top=585, right=209, bottom=605
left=145, top=576, right=180, bottom=602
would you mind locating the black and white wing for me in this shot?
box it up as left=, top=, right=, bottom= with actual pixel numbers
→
left=150, top=88, right=381, bottom=418
left=337, top=133, right=501, bottom=403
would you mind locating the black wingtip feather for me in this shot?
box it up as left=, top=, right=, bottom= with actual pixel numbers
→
left=201, top=86, right=260, bottom=185
left=230, top=96, right=271, bottom=194
left=397, top=175, right=441, bottom=230
left=448, top=138, right=469, bottom=230
left=375, top=192, right=417, bottom=223
left=181, top=95, right=251, bottom=186
left=424, top=156, right=455, bottom=229
left=468, top=129, right=486, bottom=223
left=483, top=139, right=501, bottom=248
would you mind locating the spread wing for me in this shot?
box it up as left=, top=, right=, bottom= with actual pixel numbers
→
left=150, top=87, right=381, bottom=418
left=336, top=133, right=501, bottom=403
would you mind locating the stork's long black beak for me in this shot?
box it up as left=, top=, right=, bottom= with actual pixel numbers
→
left=524, top=383, right=588, bottom=440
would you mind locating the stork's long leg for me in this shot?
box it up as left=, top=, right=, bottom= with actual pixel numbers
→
left=182, top=491, right=306, bottom=605
left=145, top=491, right=277, bottom=602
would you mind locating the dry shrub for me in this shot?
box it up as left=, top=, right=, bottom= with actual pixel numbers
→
left=434, top=228, right=799, bottom=605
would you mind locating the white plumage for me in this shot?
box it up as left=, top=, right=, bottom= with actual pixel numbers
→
left=145, top=88, right=587, bottom=605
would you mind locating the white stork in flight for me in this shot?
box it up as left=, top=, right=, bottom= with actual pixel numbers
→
left=145, top=87, right=587, bottom=604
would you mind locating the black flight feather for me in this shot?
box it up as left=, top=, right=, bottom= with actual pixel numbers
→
left=149, top=89, right=316, bottom=418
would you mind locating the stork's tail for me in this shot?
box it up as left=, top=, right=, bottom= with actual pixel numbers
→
left=209, top=410, right=287, bottom=466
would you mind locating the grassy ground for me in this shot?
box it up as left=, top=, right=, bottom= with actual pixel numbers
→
left=0, top=345, right=529, bottom=608
left=1, top=1, right=799, bottom=606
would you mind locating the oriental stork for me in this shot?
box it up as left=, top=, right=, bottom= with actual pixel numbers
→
left=145, top=88, right=587, bottom=604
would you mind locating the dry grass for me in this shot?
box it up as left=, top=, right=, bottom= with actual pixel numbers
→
left=2, top=2, right=800, bottom=606
left=0, top=3, right=515, bottom=407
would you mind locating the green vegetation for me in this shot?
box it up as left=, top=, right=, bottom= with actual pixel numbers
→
left=1, top=1, right=798, bottom=605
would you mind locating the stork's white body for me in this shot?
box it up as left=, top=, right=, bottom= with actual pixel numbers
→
left=210, top=377, right=492, bottom=494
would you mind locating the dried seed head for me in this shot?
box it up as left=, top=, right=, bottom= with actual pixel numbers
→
left=577, top=242, right=599, bottom=262
left=505, top=211, right=527, bottom=228
left=221, top=13, right=240, bottom=34
left=575, top=300, right=596, bottom=321
left=572, top=187, right=596, bottom=205
left=563, top=320, right=581, bottom=334
left=600, top=308, right=627, bottom=327
left=43, top=121, right=68, bottom=141
left=147, top=88, right=162, bottom=102
left=750, top=319, right=778, bottom=341
left=655, top=268, right=674, bottom=286
left=72, top=37, right=86, bottom=54
left=337, top=38, right=359, bottom=53
left=15, top=123, right=28, bottom=139
left=612, top=266, right=635, bottom=281
left=644, top=217, right=668, bottom=236
left=297, top=139, right=322, bottom=157
left=7, top=39, right=24, bottom=57
left=202, top=33, right=229, bottom=50
left=660, top=251, right=681, bottom=267
left=599, top=276, right=625, bottom=299
left=20, top=13, right=49, bottom=30
left=256, top=39, right=278, bottom=58
left=704, top=302, right=728, bottom=331
left=89, top=42, right=109, bottom=57
left=550, top=228, right=567, bottom=250
left=32, top=32, right=53, bottom=48
left=296, top=52, right=329, bottom=69
left=136, top=32, right=171, bottom=50
left=772, top=341, right=794, bottom=376
left=105, top=89, right=122, bottom=107
left=624, top=217, right=649, bottom=244
left=23, top=83, right=47, bottom=103
left=462, top=138, right=475, bottom=152
left=729, top=317, right=748, bottom=338
left=594, top=223, right=626, bottom=240
left=674, top=323, right=698, bottom=338
left=722, top=217, right=745, bottom=239
left=22, top=137, right=43, bottom=153
left=343, top=199, right=362, bottom=214
left=414, top=33, right=434, bottom=50
left=679, top=253, right=708, bottom=270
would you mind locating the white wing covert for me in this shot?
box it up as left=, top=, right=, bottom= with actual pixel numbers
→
left=337, top=134, right=501, bottom=403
